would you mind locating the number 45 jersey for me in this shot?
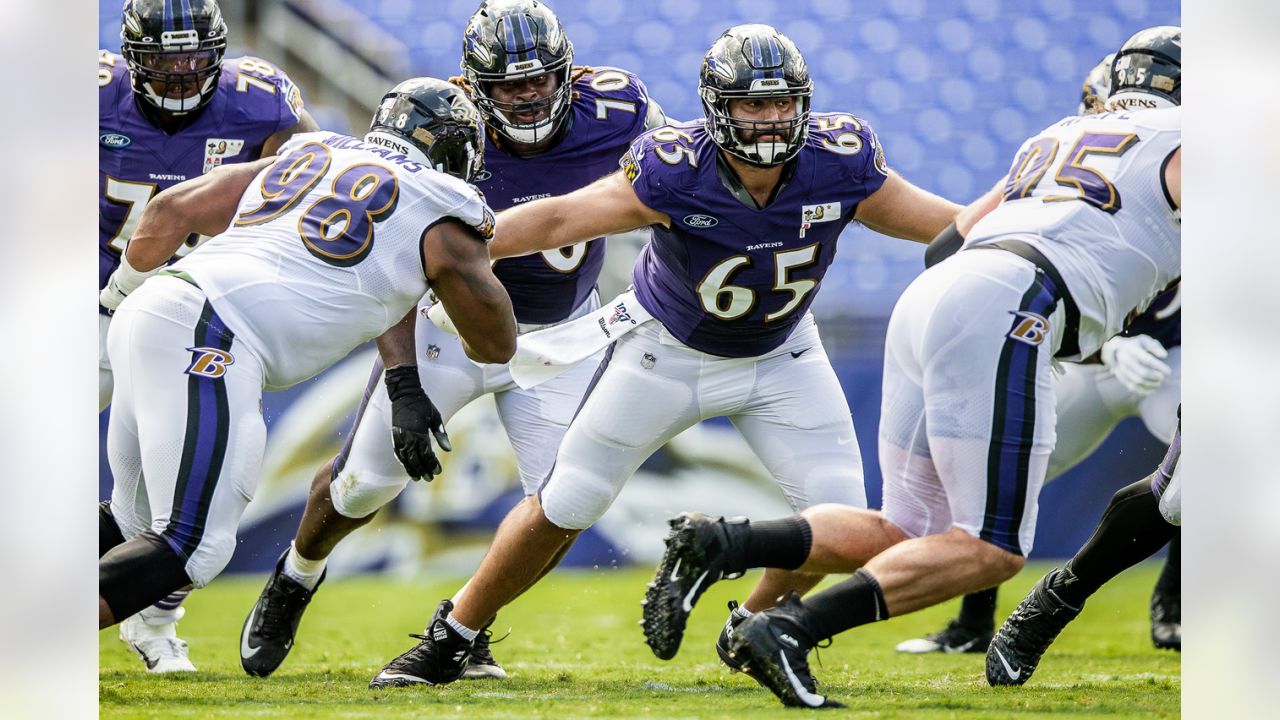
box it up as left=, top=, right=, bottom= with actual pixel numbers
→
left=626, top=114, right=889, bottom=357
left=172, top=132, right=496, bottom=391
left=966, top=107, right=1181, bottom=359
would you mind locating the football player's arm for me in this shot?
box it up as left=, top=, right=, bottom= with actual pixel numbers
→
left=925, top=177, right=1006, bottom=267
left=100, top=158, right=274, bottom=310
left=260, top=107, right=321, bottom=157
left=854, top=170, right=963, bottom=244
left=422, top=219, right=517, bottom=363
left=375, top=309, right=451, bottom=481
left=488, top=170, right=669, bottom=260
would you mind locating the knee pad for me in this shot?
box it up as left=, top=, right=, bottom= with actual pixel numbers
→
left=329, top=468, right=410, bottom=519
left=99, top=501, right=126, bottom=558
left=539, top=467, right=616, bottom=530
left=179, top=529, right=237, bottom=588
left=100, top=531, right=192, bottom=622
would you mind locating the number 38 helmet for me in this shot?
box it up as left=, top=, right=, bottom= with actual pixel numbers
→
left=120, top=0, right=228, bottom=117
left=1108, top=26, right=1181, bottom=110
left=699, top=24, right=813, bottom=167
left=366, top=78, right=487, bottom=183
left=460, top=0, right=575, bottom=145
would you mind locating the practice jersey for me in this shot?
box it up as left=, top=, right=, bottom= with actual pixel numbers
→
left=966, top=107, right=1181, bottom=359
left=99, top=51, right=304, bottom=305
left=626, top=114, right=889, bottom=357
left=173, top=132, right=496, bottom=391
left=481, top=66, right=655, bottom=324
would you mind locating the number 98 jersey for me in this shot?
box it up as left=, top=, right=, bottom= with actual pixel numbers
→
left=626, top=114, right=888, bottom=358
left=172, top=132, right=496, bottom=391
left=966, top=107, right=1181, bottom=359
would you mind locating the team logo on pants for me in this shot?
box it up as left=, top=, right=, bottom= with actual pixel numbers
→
left=185, top=346, right=235, bottom=378
left=1007, top=311, right=1049, bottom=346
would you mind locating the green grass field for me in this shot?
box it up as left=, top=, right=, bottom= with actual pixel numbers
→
left=100, top=562, right=1179, bottom=719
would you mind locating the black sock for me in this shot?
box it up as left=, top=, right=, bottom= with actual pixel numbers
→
left=1059, top=476, right=1178, bottom=608
left=958, top=587, right=998, bottom=629
left=795, top=568, right=888, bottom=642
left=1154, top=531, right=1180, bottom=598
left=722, top=515, right=812, bottom=574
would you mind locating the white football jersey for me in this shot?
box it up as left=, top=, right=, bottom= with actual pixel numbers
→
left=965, top=107, right=1180, bottom=359
left=175, top=132, right=495, bottom=390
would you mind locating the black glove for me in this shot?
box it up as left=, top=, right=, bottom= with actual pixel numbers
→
left=384, top=364, right=451, bottom=481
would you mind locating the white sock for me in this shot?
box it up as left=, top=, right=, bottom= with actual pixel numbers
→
left=445, top=613, right=479, bottom=642
left=282, top=542, right=327, bottom=591
left=733, top=604, right=753, bottom=620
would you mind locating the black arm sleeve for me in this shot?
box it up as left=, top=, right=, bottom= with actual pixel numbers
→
left=923, top=222, right=964, bottom=268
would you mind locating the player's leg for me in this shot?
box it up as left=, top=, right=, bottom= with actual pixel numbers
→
left=1046, top=362, right=1131, bottom=480
left=1137, top=346, right=1181, bottom=649
left=371, top=324, right=699, bottom=688
left=988, top=422, right=1182, bottom=684
left=242, top=316, right=483, bottom=676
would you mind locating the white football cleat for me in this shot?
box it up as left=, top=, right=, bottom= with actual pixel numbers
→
left=119, top=614, right=197, bottom=673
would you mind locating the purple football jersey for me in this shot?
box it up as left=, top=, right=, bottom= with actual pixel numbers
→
left=1124, top=284, right=1180, bottom=349
left=627, top=114, right=889, bottom=357
left=99, top=51, right=304, bottom=310
left=482, top=66, right=654, bottom=324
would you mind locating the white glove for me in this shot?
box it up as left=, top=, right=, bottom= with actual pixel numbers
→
left=1100, top=334, right=1171, bottom=396
left=99, top=254, right=159, bottom=312
left=427, top=300, right=459, bottom=335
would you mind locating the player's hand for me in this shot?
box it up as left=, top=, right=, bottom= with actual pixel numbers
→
left=99, top=256, right=160, bottom=313
left=383, top=364, right=451, bottom=481
left=1100, top=335, right=1171, bottom=396
left=427, top=301, right=459, bottom=335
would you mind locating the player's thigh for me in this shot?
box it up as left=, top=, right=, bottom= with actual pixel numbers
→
left=539, top=325, right=701, bottom=529
left=1139, top=345, right=1181, bottom=444
left=105, top=309, right=147, bottom=538
left=99, top=313, right=113, bottom=411
left=1047, top=363, right=1126, bottom=480
left=495, top=348, right=602, bottom=496
left=734, top=323, right=865, bottom=510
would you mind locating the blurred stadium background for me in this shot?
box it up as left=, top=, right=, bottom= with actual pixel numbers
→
left=97, top=0, right=1181, bottom=578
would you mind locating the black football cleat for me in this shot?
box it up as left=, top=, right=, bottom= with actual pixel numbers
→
left=461, top=619, right=508, bottom=679
left=1150, top=591, right=1181, bottom=651
left=642, top=513, right=743, bottom=660
left=986, top=568, right=1084, bottom=686
left=727, top=593, right=843, bottom=709
left=716, top=600, right=749, bottom=672
left=895, top=619, right=994, bottom=654
left=369, top=600, right=474, bottom=688
left=240, top=550, right=326, bottom=677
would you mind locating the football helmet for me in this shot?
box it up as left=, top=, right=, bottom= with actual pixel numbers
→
left=120, top=0, right=228, bottom=117
left=1078, top=54, right=1114, bottom=115
left=366, top=78, right=486, bottom=183
left=699, top=24, right=813, bottom=167
left=1108, top=26, right=1181, bottom=110
left=460, top=0, right=575, bottom=145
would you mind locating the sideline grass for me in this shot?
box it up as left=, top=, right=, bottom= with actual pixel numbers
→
left=100, top=563, right=1179, bottom=718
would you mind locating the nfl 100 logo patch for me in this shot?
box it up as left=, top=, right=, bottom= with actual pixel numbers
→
left=204, top=138, right=246, bottom=174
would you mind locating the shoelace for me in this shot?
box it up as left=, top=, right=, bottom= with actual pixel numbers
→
left=257, top=589, right=300, bottom=641
left=142, top=637, right=188, bottom=659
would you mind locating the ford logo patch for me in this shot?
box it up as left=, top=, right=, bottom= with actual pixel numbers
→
left=683, top=214, right=718, bottom=228
left=100, top=133, right=132, bottom=149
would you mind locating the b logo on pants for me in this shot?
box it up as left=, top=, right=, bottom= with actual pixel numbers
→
left=1007, top=311, right=1049, bottom=346
left=185, top=346, right=235, bottom=378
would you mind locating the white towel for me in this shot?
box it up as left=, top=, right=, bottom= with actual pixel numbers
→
left=508, top=290, right=653, bottom=389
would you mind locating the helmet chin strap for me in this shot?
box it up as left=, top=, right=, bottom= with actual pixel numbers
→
left=738, top=140, right=791, bottom=165
left=140, top=75, right=217, bottom=115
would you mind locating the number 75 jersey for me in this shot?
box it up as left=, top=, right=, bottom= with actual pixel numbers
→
left=966, top=107, right=1180, bottom=359
left=172, top=132, right=496, bottom=391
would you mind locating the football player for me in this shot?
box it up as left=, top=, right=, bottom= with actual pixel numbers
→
left=99, top=0, right=317, bottom=672
left=897, top=49, right=1181, bottom=657
left=97, top=78, right=515, bottom=672
left=365, top=23, right=961, bottom=690
left=987, top=408, right=1181, bottom=685
left=237, top=0, right=665, bottom=680
left=640, top=26, right=1180, bottom=707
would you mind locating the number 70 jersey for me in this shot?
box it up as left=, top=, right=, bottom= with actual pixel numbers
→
left=172, top=132, right=496, bottom=391
left=966, top=106, right=1181, bottom=359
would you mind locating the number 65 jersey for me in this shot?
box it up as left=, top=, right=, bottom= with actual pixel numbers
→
left=966, top=107, right=1181, bottom=359
left=172, top=132, right=496, bottom=390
